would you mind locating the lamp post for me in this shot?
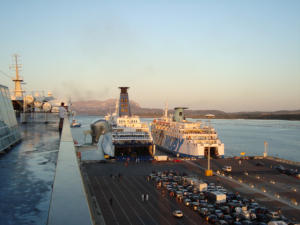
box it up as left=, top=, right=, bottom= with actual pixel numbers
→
left=205, top=114, right=215, bottom=176
left=264, top=141, right=268, bottom=157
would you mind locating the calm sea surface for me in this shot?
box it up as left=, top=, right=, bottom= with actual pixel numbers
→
left=75, top=115, right=300, bottom=162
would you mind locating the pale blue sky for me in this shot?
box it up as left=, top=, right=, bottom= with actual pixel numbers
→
left=0, top=0, right=299, bottom=111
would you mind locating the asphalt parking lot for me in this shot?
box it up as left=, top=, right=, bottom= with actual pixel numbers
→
left=82, top=161, right=210, bottom=225
left=81, top=158, right=300, bottom=224
left=191, top=158, right=300, bottom=221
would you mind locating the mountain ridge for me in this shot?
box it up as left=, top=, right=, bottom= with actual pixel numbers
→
left=71, top=99, right=300, bottom=120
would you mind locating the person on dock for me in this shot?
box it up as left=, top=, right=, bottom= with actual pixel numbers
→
left=146, top=193, right=149, bottom=201
left=141, top=194, right=144, bottom=201
left=59, top=102, right=66, bottom=137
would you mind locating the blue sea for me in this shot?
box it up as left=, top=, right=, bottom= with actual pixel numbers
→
left=74, top=115, right=300, bottom=162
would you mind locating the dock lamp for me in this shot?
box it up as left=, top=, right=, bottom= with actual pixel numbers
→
left=205, top=114, right=215, bottom=176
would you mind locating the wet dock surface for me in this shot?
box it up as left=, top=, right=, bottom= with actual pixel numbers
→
left=82, top=158, right=300, bottom=224
left=0, top=122, right=59, bottom=225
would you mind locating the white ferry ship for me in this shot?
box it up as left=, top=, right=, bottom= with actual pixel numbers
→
left=151, top=106, right=224, bottom=158
left=98, top=87, right=154, bottom=158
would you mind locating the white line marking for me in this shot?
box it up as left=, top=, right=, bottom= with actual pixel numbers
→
left=95, top=177, right=119, bottom=225
left=117, top=177, right=159, bottom=225
left=99, top=177, right=133, bottom=225
left=103, top=177, right=147, bottom=225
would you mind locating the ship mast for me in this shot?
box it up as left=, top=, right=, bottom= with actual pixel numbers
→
left=10, top=54, right=24, bottom=99
left=164, top=102, right=168, bottom=118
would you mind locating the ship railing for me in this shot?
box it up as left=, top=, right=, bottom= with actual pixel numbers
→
left=113, top=131, right=148, bottom=135
left=0, top=125, right=21, bottom=152
left=116, top=155, right=154, bottom=161
left=20, top=112, right=59, bottom=123
left=193, top=140, right=218, bottom=145
left=113, top=137, right=151, bottom=140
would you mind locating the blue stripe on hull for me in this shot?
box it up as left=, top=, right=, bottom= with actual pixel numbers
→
left=156, top=145, right=205, bottom=158
left=156, top=134, right=225, bottom=158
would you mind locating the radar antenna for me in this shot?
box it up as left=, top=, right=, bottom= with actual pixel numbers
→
left=164, top=101, right=168, bottom=118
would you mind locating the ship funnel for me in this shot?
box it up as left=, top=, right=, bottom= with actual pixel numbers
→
left=173, top=107, right=188, bottom=122
left=118, top=87, right=131, bottom=117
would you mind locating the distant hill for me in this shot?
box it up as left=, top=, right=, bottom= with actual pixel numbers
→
left=71, top=99, right=300, bottom=120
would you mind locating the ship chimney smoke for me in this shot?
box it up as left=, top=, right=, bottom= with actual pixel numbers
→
left=118, top=87, right=131, bottom=117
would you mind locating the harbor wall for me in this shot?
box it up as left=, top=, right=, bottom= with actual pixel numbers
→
left=47, top=118, right=93, bottom=225
left=265, top=156, right=300, bottom=166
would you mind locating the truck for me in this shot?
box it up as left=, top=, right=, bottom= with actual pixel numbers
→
left=154, top=155, right=168, bottom=161
left=195, top=181, right=208, bottom=192
left=207, top=191, right=226, bottom=204
left=268, top=222, right=287, bottom=225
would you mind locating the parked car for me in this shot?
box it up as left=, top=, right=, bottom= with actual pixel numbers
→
left=215, top=209, right=224, bottom=219
left=199, top=207, right=210, bottom=217
left=184, top=198, right=191, bottom=206
left=206, top=214, right=218, bottom=223
left=215, top=220, right=229, bottom=225
left=223, top=166, right=232, bottom=172
left=256, top=161, right=265, bottom=166
left=191, top=202, right=200, bottom=211
left=274, top=165, right=286, bottom=173
left=266, top=211, right=280, bottom=220
left=173, top=210, right=183, bottom=218
left=223, top=215, right=234, bottom=224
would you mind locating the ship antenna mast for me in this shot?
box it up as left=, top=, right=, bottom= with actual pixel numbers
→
left=10, top=54, right=24, bottom=99
left=115, top=99, right=119, bottom=115
left=164, top=101, right=168, bottom=118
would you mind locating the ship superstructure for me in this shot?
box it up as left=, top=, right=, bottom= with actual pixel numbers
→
left=151, top=106, right=224, bottom=158
left=98, top=87, right=154, bottom=158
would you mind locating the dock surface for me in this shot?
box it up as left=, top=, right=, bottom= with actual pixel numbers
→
left=82, top=158, right=300, bottom=224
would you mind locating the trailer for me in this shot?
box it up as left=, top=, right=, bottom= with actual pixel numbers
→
left=196, top=181, right=207, bottom=191
left=154, top=155, right=168, bottom=161
left=207, top=191, right=226, bottom=204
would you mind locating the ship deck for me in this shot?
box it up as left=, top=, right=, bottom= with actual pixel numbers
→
left=82, top=157, right=300, bottom=224
left=0, top=121, right=60, bottom=225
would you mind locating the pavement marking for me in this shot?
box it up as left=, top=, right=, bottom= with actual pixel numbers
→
left=123, top=177, right=174, bottom=225
left=185, top=161, right=300, bottom=210
left=134, top=176, right=205, bottom=225
left=117, top=177, right=159, bottom=225
left=130, top=176, right=199, bottom=225
left=94, top=178, right=120, bottom=225
left=82, top=171, right=106, bottom=225
left=103, top=177, right=147, bottom=225
left=99, top=177, right=134, bottom=225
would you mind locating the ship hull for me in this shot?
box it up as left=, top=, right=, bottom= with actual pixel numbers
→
left=153, top=133, right=224, bottom=158
left=99, top=133, right=154, bottom=158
